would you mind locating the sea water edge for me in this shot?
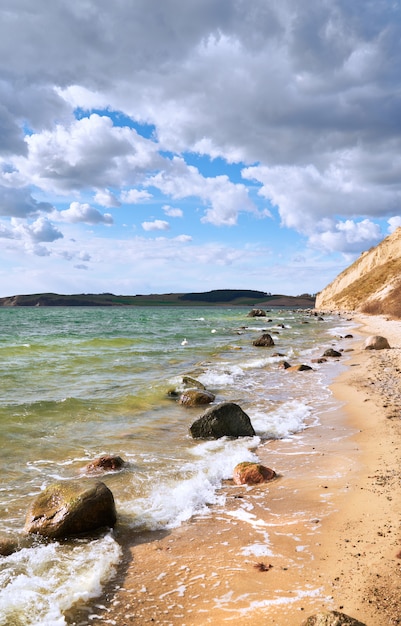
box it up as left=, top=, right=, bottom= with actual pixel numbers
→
left=0, top=306, right=353, bottom=625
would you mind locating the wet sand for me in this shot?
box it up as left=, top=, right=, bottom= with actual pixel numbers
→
left=83, top=314, right=401, bottom=626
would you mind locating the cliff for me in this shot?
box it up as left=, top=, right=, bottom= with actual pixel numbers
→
left=315, top=227, right=401, bottom=318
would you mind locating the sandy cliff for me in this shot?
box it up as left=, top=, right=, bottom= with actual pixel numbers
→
left=315, top=227, right=401, bottom=317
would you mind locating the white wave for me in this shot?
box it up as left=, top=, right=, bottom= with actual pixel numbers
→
left=249, top=401, right=312, bottom=439
left=0, top=533, right=121, bottom=626
left=123, top=437, right=260, bottom=530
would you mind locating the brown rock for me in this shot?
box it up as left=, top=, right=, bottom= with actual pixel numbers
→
left=364, top=335, right=391, bottom=350
left=312, top=358, right=327, bottom=363
left=24, top=479, right=117, bottom=539
left=179, top=389, right=215, bottom=406
left=253, top=333, right=275, bottom=347
left=247, top=309, right=266, bottom=317
left=301, top=610, right=366, bottom=625
left=84, top=455, right=126, bottom=474
left=286, top=364, right=313, bottom=372
left=233, top=462, right=276, bottom=485
left=278, top=360, right=291, bottom=369
left=323, top=348, right=342, bottom=357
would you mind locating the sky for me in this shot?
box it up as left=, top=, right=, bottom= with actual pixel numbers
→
left=0, top=0, right=401, bottom=297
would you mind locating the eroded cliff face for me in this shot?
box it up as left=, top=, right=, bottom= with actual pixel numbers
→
left=315, top=227, right=401, bottom=317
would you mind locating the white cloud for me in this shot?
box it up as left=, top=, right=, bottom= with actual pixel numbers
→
left=149, top=157, right=256, bottom=226
left=388, top=216, right=401, bottom=233
left=309, top=219, right=382, bottom=254
left=94, top=189, right=121, bottom=208
left=120, top=189, right=153, bottom=203
left=163, top=205, right=183, bottom=217
left=141, top=219, right=170, bottom=231
left=56, top=202, right=113, bottom=225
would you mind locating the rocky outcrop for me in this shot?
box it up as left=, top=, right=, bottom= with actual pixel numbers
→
left=179, top=389, right=216, bottom=406
left=190, top=402, right=256, bottom=439
left=315, top=227, right=401, bottom=317
left=24, top=480, right=117, bottom=539
left=83, top=455, right=126, bottom=474
left=253, top=333, right=275, bottom=347
left=301, top=610, right=366, bottom=625
left=364, top=335, right=390, bottom=350
left=233, top=462, right=276, bottom=485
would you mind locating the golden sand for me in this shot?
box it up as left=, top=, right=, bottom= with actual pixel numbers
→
left=82, top=314, right=401, bottom=626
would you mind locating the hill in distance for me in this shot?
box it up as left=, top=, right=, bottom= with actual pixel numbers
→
left=0, top=289, right=315, bottom=308
left=315, top=227, right=401, bottom=318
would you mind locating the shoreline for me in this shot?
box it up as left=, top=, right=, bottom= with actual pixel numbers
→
left=80, top=314, right=401, bottom=626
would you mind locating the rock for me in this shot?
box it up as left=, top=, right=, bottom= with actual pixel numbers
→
left=182, top=376, right=206, bottom=390
left=179, top=389, right=215, bottom=406
left=233, top=462, right=276, bottom=485
left=84, top=455, right=126, bottom=474
left=311, top=358, right=327, bottom=363
left=364, top=335, right=391, bottom=350
left=344, top=334, right=353, bottom=339
left=278, top=360, right=291, bottom=369
left=286, top=364, right=313, bottom=372
left=190, top=402, right=256, bottom=439
left=247, top=309, right=266, bottom=317
left=0, top=537, right=21, bottom=556
left=301, top=610, right=366, bottom=625
left=253, top=333, right=275, bottom=347
left=323, top=348, right=342, bottom=357
left=24, top=480, right=117, bottom=539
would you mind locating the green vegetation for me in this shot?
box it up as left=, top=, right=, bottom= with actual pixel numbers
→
left=0, top=290, right=316, bottom=308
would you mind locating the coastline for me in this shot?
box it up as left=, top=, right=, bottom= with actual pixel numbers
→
left=83, top=314, right=401, bottom=626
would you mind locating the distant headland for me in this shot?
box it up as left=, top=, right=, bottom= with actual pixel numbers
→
left=0, top=290, right=316, bottom=308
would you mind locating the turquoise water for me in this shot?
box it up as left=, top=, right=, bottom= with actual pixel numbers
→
left=0, top=306, right=350, bottom=625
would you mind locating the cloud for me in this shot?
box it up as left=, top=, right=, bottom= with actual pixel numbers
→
left=0, top=186, right=54, bottom=217
left=141, top=219, right=170, bottom=232
left=1, top=114, right=164, bottom=194
left=94, top=189, right=121, bottom=208
left=148, top=157, right=256, bottom=226
left=56, top=201, right=113, bottom=225
left=163, top=204, right=183, bottom=217
left=309, top=219, right=382, bottom=254
left=120, top=189, right=153, bottom=203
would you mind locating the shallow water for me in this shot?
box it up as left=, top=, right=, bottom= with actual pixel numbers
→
left=0, top=306, right=351, bottom=625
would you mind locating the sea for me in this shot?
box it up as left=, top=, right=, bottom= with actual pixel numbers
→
left=0, top=305, right=352, bottom=625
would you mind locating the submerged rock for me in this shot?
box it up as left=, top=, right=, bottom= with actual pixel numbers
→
left=190, top=402, right=255, bottom=439
left=247, top=309, right=266, bottom=317
left=179, top=389, right=215, bottom=407
left=233, top=462, right=276, bottom=485
left=253, top=333, right=275, bottom=347
left=286, top=364, right=313, bottom=372
left=84, top=455, right=126, bottom=474
left=301, top=610, right=366, bottom=625
left=364, top=335, right=390, bottom=350
left=24, top=479, right=117, bottom=539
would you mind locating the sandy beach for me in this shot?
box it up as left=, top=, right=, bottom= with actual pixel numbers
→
left=80, top=314, right=401, bottom=626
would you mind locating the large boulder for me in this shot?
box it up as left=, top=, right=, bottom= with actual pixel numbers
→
left=253, top=333, right=275, bottom=347
left=190, top=402, right=256, bottom=439
left=301, top=610, right=366, bottom=625
left=364, top=335, right=390, bottom=350
left=24, top=480, right=117, bottom=539
left=233, top=462, right=276, bottom=485
left=179, top=389, right=215, bottom=407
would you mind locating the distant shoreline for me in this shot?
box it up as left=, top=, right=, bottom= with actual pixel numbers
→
left=0, top=290, right=316, bottom=308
